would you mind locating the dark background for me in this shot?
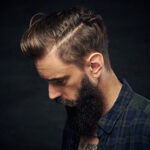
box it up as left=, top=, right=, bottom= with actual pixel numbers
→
left=0, top=0, right=150, bottom=150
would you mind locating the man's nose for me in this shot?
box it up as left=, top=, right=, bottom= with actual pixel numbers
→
left=48, top=84, right=62, bottom=100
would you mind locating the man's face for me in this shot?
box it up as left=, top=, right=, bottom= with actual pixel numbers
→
left=35, top=50, right=85, bottom=104
left=36, top=50, right=102, bottom=136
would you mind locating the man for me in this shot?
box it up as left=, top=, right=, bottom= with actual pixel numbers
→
left=20, top=6, right=150, bottom=150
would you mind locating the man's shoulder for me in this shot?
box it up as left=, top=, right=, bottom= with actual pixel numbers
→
left=121, top=93, right=150, bottom=141
left=129, top=93, right=150, bottom=114
left=126, top=93, right=150, bottom=133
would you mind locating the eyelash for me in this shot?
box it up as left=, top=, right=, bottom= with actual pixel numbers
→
left=51, top=79, right=66, bottom=86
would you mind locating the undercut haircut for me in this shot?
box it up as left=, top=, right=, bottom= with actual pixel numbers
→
left=20, top=6, right=111, bottom=69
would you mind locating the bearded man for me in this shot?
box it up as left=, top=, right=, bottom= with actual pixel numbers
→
left=20, top=6, right=150, bottom=150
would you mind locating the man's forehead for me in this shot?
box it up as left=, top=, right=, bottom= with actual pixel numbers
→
left=35, top=52, right=77, bottom=80
left=37, top=66, right=69, bottom=80
left=36, top=63, right=70, bottom=80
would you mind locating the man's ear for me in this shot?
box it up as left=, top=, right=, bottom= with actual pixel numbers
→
left=86, top=52, right=104, bottom=78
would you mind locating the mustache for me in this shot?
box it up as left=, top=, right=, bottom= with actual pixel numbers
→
left=54, top=97, right=77, bottom=107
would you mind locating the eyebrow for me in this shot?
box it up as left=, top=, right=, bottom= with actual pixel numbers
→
left=47, top=75, right=69, bottom=82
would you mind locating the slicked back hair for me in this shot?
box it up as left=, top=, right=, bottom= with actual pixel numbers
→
left=20, top=6, right=111, bottom=69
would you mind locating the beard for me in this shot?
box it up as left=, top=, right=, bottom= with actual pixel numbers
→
left=55, top=75, right=103, bottom=137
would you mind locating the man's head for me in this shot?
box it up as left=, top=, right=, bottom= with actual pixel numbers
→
left=33, top=50, right=104, bottom=136
left=20, top=6, right=111, bottom=101
left=20, top=6, right=112, bottom=136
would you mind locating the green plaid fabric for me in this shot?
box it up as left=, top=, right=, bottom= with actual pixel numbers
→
left=62, top=79, right=150, bottom=150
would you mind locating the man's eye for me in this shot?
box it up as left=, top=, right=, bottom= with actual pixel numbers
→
left=52, top=79, right=66, bottom=86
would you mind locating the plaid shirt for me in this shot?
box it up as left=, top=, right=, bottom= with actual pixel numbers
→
left=61, top=79, right=150, bottom=150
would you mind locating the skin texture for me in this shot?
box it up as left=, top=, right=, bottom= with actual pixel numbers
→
left=79, top=135, right=99, bottom=150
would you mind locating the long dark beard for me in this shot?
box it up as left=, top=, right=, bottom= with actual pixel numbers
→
left=65, top=76, right=102, bottom=137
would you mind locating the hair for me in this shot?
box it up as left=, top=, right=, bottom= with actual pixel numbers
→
left=20, top=6, right=111, bottom=69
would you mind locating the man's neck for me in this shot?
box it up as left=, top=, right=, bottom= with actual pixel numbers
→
left=98, top=69, right=122, bottom=115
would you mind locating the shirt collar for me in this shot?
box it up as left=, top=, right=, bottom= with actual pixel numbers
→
left=97, top=78, right=134, bottom=134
